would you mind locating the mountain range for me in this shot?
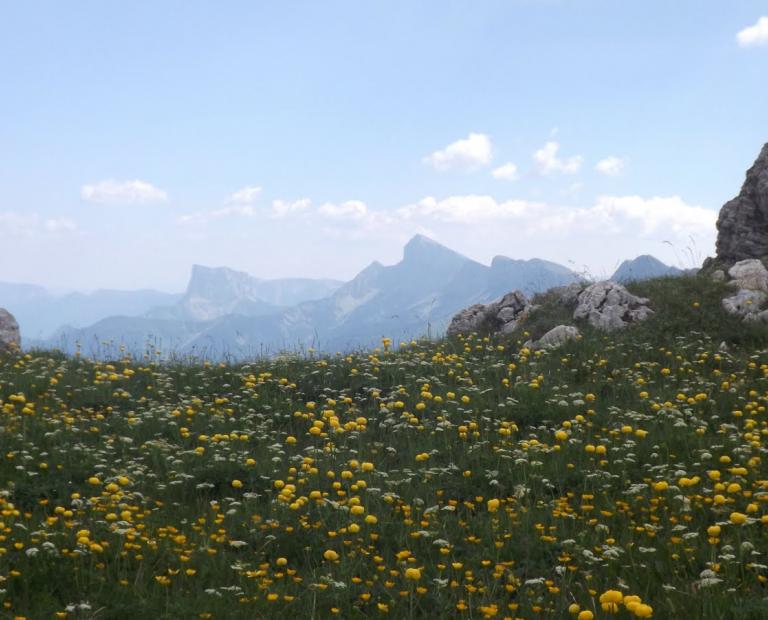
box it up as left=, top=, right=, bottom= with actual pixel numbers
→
left=1, top=236, right=681, bottom=359
left=0, top=283, right=182, bottom=340
left=610, top=255, right=684, bottom=283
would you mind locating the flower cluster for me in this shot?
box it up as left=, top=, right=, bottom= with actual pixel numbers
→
left=0, top=330, right=766, bottom=618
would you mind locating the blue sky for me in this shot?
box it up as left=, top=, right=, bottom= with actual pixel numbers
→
left=1, top=1, right=766, bottom=291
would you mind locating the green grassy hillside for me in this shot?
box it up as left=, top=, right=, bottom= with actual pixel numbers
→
left=1, top=275, right=767, bottom=619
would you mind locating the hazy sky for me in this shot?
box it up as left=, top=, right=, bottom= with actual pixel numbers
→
left=1, top=1, right=767, bottom=292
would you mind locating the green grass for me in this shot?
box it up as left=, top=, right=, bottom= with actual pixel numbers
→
left=0, top=274, right=767, bottom=619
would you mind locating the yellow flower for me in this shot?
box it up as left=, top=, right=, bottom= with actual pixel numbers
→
left=487, top=498, right=500, bottom=512
left=577, top=612, right=594, bottom=620
left=231, top=479, right=243, bottom=489
left=599, top=590, right=623, bottom=604
left=707, top=525, right=721, bottom=537
left=404, top=567, right=421, bottom=581
left=634, top=603, right=653, bottom=618
left=323, top=549, right=339, bottom=561
left=729, top=512, right=747, bottom=525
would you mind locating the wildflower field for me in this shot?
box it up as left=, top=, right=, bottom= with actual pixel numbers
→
left=2, top=278, right=768, bottom=619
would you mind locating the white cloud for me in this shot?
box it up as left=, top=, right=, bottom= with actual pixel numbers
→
left=737, top=16, right=768, bottom=47
left=318, top=200, right=368, bottom=220
left=533, top=141, right=583, bottom=175
left=213, top=205, right=257, bottom=218
left=178, top=205, right=258, bottom=225
left=43, top=218, right=77, bottom=233
left=227, top=186, right=262, bottom=205
left=396, top=193, right=715, bottom=247
left=584, top=195, right=716, bottom=237
left=81, top=179, right=168, bottom=205
left=398, top=195, right=539, bottom=223
left=491, top=162, right=519, bottom=181
left=180, top=197, right=371, bottom=226
left=423, top=133, right=493, bottom=171
left=595, top=156, right=625, bottom=176
left=0, top=211, right=77, bottom=237
left=272, top=198, right=311, bottom=218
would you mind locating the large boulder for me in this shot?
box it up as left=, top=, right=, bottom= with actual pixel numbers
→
left=728, top=259, right=768, bottom=291
left=722, top=289, right=768, bottom=319
left=716, top=143, right=768, bottom=265
left=526, top=324, right=581, bottom=350
left=0, top=308, right=20, bottom=353
left=573, top=281, right=653, bottom=331
left=447, top=291, right=530, bottom=336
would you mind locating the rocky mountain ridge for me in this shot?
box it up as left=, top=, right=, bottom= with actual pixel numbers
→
left=28, top=236, right=581, bottom=357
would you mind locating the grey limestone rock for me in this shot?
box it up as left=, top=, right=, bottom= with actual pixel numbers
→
left=526, top=324, right=581, bottom=350
left=727, top=259, right=768, bottom=292
left=722, top=289, right=767, bottom=319
left=716, top=143, right=768, bottom=264
left=447, top=291, right=530, bottom=336
left=711, top=269, right=727, bottom=283
left=0, top=308, right=20, bottom=353
left=573, top=281, right=653, bottom=331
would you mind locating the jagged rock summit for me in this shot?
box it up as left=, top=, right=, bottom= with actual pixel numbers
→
left=716, top=142, right=768, bottom=265
left=573, top=281, right=654, bottom=331
left=0, top=308, right=20, bottom=353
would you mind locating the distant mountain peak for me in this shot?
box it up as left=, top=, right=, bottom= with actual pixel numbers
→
left=612, top=255, right=682, bottom=283
left=402, top=234, right=467, bottom=263
left=185, top=265, right=256, bottom=299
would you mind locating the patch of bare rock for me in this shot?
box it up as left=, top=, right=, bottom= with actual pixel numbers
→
left=572, top=281, right=653, bottom=331
left=715, top=143, right=768, bottom=265
left=0, top=308, right=20, bottom=353
left=447, top=280, right=653, bottom=349
left=710, top=142, right=768, bottom=323
left=446, top=291, right=530, bottom=337
left=525, top=324, right=581, bottom=351
left=720, top=259, right=768, bottom=323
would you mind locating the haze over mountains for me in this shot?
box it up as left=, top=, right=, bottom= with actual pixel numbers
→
left=0, top=283, right=181, bottom=340
left=1, top=235, right=682, bottom=358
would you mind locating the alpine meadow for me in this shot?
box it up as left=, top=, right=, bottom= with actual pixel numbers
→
left=2, top=3, right=768, bottom=619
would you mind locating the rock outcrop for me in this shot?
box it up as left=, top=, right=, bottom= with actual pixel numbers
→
left=721, top=259, right=768, bottom=321
left=728, top=259, right=768, bottom=292
left=526, top=325, right=580, bottom=350
left=573, top=281, right=653, bottom=331
left=550, top=282, right=585, bottom=307
left=0, top=308, right=20, bottom=353
left=447, top=291, right=530, bottom=336
left=722, top=289, right=767, bottom=319
left=716, top=143, right=768, bottom=265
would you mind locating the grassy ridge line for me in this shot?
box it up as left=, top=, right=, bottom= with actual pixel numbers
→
left=0, top=274, right=767, bottom=619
